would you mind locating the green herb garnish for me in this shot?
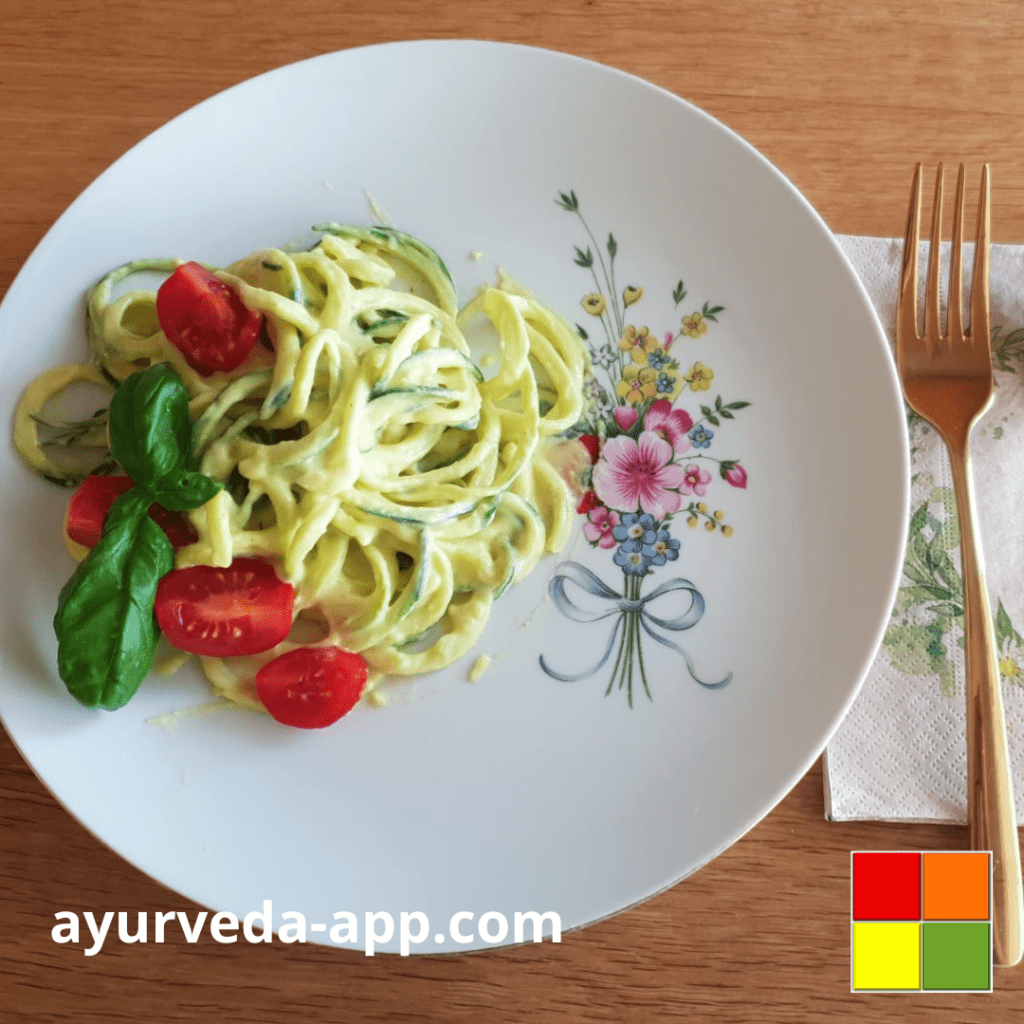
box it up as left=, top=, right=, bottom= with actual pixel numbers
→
left=53, top=364, right=222, bottom=709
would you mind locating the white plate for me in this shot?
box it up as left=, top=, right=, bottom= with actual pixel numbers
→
left=0, top=41, right=908, bottom=953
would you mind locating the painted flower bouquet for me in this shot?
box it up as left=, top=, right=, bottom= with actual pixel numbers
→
left=540, top=191, right=750, bottom=705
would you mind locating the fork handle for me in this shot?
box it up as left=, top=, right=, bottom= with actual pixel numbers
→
left=949, top=431, right=1024, bottom=967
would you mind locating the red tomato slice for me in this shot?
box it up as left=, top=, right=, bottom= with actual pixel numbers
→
left=67, top=475, right=134, bottom=547
left=154, top=558, right=295, bottom=657
left=255, top=646, right=368, bottom=729
left=147, top=503, right=199, bottom=549
left=156, top=261, right=264, bottom=376
left=66, top=474, right=197, bottom=550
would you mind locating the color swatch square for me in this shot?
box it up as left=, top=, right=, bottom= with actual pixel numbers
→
left=852, top=922, right=920, bottom=990
left=923, top=852, right=990, bottom=920
left=852, top=851, right=921, bottom=920
left=922, top=922, right=991, bottom=991
left=851, top=851, right=992, bottom=993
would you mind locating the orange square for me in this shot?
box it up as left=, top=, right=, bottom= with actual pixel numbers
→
left=922, top=852, right=990, bottom=920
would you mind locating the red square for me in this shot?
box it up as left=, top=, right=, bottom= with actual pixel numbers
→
left=853, top=852, right=921, bottom=920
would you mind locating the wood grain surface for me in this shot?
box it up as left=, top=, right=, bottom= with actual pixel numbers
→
left=4, top=2, right=1024, bottom=1021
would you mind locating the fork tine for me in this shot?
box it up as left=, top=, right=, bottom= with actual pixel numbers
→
left=924, top=164, right=944, bottom=345
left=897, top=163, right=922, bottom=343
left=948, top=165, right=966, bottom=341
left=971, top=164, right=991, bottom=344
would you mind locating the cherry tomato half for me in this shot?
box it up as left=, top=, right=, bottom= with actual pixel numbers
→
left=156, top=261, right=264, bottom=376
left=154, top=557, right=295, bottom=657
left=66, top=474, right=197, bottom=550
left=146, top=502, right=200, bottom=550
left=255, top=646, right=368, bottom=729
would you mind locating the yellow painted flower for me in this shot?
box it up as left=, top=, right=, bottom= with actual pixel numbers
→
left=1000, top=657, right=1020, bottom=678
left=683, top=361, right=714, bottom=392
left=682, top=312, right=709, bottom=338
left=722, top=525, right=734, bottom=537
left=713, top=510, right=725, bottom=521
left=582, top=293, right=606, bottom=316
left=623, top=285, right=644, bottom=308
left=687, top=516, right=699, bottom=529
left=618, top=325, right=658, bottom=364
left=615, top=364, right=659, bottom=405
left=704, top=520, right=716, bottom=532
left=696, top=502, right=708, bottom=513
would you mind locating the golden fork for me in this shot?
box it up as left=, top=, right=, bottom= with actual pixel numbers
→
left=898, top=163, right=1023, bottom=967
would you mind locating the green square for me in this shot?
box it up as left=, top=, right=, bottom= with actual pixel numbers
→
left=921, top=922, right=991, bottom=991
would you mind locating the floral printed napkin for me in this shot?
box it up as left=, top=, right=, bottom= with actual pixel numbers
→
left=823, top=234, right=1024, bottom=823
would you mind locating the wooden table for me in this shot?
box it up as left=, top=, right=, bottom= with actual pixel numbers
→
left=3, top=3, right=1024, bottom=1021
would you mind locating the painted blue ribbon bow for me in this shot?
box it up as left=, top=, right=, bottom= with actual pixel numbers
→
left=539, top=561, right=732, bottom=690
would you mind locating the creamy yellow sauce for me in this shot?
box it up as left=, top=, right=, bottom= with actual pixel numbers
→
left=468, top=654, right=492, bottom=682
left=16, top=226, right=588, bottom=712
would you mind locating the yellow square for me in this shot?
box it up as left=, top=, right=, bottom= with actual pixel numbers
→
left=852, top=921, right=921, bottom=990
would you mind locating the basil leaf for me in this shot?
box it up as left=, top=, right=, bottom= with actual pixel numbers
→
left=149, top=470, right=223, bottom=511
left=53, top=489, right=174, bottom=710
left=109, top=363, right=193, bottom=484
left=52, top=360, right=224, bottom=712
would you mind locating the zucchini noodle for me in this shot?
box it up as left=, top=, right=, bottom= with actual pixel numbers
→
left=15, top=225, right=588, bottom=708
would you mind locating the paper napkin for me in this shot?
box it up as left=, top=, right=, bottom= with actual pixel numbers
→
left=823, top=234, right=1024, bottom=823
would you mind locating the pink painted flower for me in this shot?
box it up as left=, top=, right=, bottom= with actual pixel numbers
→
left=679, top=463, right=713, bottom=497
left=592, top=432, right=686, bottom=518
left=725, top=463, right=748, bottom=489
left=664, top=331, right=674, bottom=352
left=644, top=399, right=694, bottom=454
left=613, top=405, right=638, bottom=431
left=583, top=506, right=621, bottom=549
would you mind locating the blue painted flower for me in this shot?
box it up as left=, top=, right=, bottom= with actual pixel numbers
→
left=688, top=424, right=714, bottom=448
left=642, top=529, right=681, bottom=566
left=655, top=372, right=677, bottom=394
left=612, top=512, right=658, bottom=546
left=614, top=546, right=651, bottom=576
left=648, top=348, right=670, bottom=370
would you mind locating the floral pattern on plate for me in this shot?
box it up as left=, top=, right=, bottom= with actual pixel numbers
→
left=540, top=191, right=750, bottom=705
